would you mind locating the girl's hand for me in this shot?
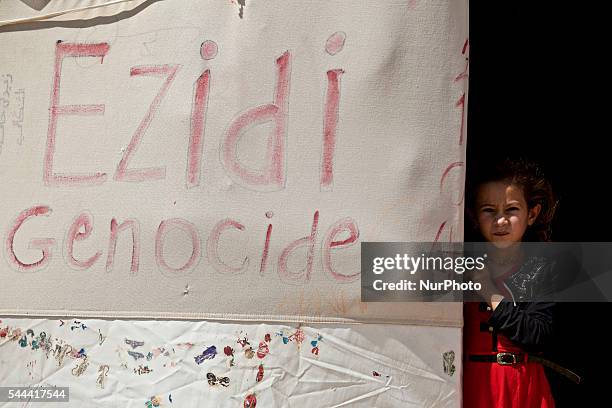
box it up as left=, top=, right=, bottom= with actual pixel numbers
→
left=469, top=265, right=505, bottom=310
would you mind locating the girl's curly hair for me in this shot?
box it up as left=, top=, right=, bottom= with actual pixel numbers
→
left=466, top=158, right=558, bottom=242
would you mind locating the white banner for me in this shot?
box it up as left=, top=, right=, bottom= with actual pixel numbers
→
left=0, top=0, right=468, bottom=325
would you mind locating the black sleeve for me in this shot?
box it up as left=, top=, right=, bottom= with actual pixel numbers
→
left=487, top=299, right=555, bottom=351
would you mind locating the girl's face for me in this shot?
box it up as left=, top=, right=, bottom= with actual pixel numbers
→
left=475, top=182, right=541, bottom=248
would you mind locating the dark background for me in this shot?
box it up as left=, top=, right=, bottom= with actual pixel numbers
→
left=468, top=3, right=605, bottom=406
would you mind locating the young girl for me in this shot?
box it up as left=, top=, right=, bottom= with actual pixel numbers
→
left=463, top=158, right=567, bottom=407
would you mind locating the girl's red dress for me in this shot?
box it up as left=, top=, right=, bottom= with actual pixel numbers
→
left=465, top=255, right=557, bottom=407
left=463, top=278, right=555, bottom=408
left=463, top=300, right=555, bottom=407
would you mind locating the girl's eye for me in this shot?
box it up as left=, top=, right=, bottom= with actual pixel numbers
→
left=481, top=208, right=495, bottom=213
left=506, top=207, right=519, bottom=212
